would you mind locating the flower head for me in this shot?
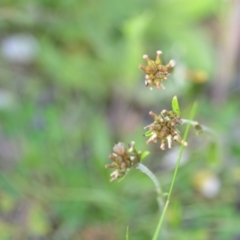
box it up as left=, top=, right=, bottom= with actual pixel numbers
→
left=105, top=142, right=142, bottom=182
left=144, top=110, right=187, bottom=150
left=139, top=50, right=175, bottom=90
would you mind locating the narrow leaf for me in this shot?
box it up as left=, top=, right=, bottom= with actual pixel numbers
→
left=172, top=96, right=181, bottom=115
left=140, top=151, right=150, bottom=161
left=144, top=130, right=153, bottom=137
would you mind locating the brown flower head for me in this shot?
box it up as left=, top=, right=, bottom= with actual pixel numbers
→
left=105, top=142, right=142, bottom=182
left=139, top=50, right=175, bottom=90
left=144, top=110, right=187, bottom=150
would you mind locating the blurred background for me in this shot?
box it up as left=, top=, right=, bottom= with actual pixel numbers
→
left=0, top=0, right=240, bottom=239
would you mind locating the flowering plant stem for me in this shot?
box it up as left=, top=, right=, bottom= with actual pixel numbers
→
left=181, top=119, right=216, bottom=136
left=137, top=163, right=164, bottom=211
left=152, top=102, right=198, bottom=240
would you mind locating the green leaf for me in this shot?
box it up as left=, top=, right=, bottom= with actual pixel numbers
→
left=144, top=130, right=153, bottom=137
left=172, top=96, right=181, bottom=115
left=207, top=141, right=220, bottom=166
left=140, top=151, right=150, bottom=161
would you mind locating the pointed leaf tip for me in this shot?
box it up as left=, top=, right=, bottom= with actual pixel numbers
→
left=140, top=151, right=150, bottom=161
left=172, top=96, right=181, bottom=115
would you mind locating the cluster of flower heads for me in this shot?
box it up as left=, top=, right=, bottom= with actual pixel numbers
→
left=105, top=142, right=141, bottom=182
left=139, top=50, right=175, bottom=90
left=106, top=50, right=187, bottom=182
left=144, top=110, right=187, bottom=150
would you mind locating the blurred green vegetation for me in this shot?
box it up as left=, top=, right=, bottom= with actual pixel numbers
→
left=0, top=0, right=240, bottom=239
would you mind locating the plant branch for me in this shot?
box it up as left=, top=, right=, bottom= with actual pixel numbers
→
left=137, top=163, right=164, bottom=212
left=181, top=118, right=216, bottom=136
left=152, top=102, right=198, bottom=240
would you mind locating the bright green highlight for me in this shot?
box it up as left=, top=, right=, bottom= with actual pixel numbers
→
left=172, top=95, right=181, bottom=115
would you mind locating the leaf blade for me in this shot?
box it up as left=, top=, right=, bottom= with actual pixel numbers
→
left=172, top=96, right=181, bottom=115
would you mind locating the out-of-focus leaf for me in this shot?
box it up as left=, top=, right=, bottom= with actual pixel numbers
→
left=207, top=141, right=220, bottom=166
left=29, top=205, right=49, bottom=235
left=122, top=12, right=152, bottom=87
left=167, top=200, right=182, bottom=228
left=0, top=220, right=13, bottom=239
left=0, top=192, right=15, bottom=213
left=91, top=116, right=112, bottom=164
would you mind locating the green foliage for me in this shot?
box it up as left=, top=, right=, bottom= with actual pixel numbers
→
left=206, top=141, right=220, bottom=167
left=0, top=0, right=239, bottom=239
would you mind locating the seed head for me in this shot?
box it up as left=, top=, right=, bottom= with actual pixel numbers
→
left=105, top=142, right=142, bottom=182
left=144, top=110, right=187, bottom=150
left=139, top=50, right=175, bottom=90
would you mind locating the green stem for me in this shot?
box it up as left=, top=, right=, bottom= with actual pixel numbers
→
left=126, top=226, right=129, bottom=240
left=181, top=118, right=216, bottom=136
left=137, top=163, right=164, bottom=212
left=152, top=200, right=169, bottom=240
left=152, top=102, right=198, bottom=240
